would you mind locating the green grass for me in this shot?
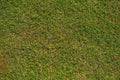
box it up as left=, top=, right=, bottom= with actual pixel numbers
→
left=0, top=0, right=120, bottom=80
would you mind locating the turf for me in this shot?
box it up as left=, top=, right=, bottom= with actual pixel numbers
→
left=0, top=0, right=120, bottom=80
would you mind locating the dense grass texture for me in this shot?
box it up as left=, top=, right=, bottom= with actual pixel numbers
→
left=0, top=0, right=120, bottom=80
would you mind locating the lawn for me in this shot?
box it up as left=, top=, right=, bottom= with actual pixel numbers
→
left=0, top=0, right=120, bottom=80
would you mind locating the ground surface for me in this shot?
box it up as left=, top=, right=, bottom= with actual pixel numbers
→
left=0, top=0, right=120, bottom=80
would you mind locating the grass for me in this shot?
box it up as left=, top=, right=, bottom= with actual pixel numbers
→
left=0, top=0, right=120, bottom=80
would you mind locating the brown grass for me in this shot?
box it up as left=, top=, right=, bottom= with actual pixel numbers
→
left=0, top=55, right=8, bottom=73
